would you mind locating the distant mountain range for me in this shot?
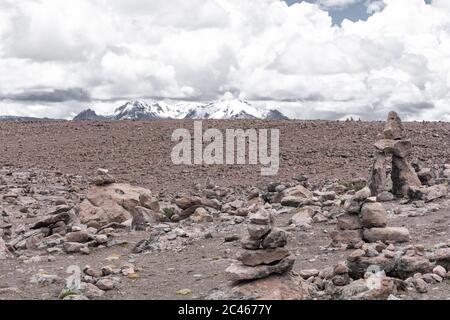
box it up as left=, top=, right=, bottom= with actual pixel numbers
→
left=73, top=99, right=289, bottom=121
left=0, top=99, right=289, bottom=121
left=0, top=115, right=53, bottom=122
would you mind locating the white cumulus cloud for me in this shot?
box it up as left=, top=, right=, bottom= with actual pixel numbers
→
left=0, top=0, right=449, bottom=121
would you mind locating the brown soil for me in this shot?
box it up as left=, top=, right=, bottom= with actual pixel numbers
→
left=1, top=120, right=449, bottom=195
left=0, top=120, right=449, bottom=300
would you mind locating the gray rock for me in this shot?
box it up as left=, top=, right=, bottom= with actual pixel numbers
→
left=340, top=277, right=398, bottom=300
left=377, top=191, right=395, bottom=202
left=30, top=272, right=62, bottom=286
left=289, top=207, right=314, bottom=226
left=413, top=277, right=429, bottom=293
left=262, top=228, right=288, bottom=249
left=247, top=224, right=271, bottom=240
left=31, top=211, right=73, bottom=229
left=241, top=237, right=262, bottom=250
left=65, top=231, right=92, bottom=243
left=343, top=187, right=371, bottom=213
left=139, top=192, right=160, bottom=212
left=82, top=283, right=105, bottom=299
left=417, top=168, right=435, bottom=186
left=434, top=248, right=450, bottom=270
left=374, top=139, right=412, bottom=158
left=337, top=214, right=362, bottom=230
left=49, top=205, right=72, bottom=215
left=392, top=155, right=422, bottom=197
left=225, top=255, right=295, bottom=281
left=249, top=209, right=273, bottom=226
left=360, top=202, right=388, bottom=228
left=396, top=256, right=433, bottom=279
left=63, top=242, right=89, bottom=254
left=92, top=168, right=116, bottom=186
left=0, top=238, right=12, bottom=260
left=408, top=185, right=448, bottom=203
left=280, top=196, right=304, bottom=207
left=330, top=229, right=363, bottom=244
left=363, top=227, right=410, bottom=243
left=383, top=111, right=403, bottom=140
left=433, top=265, right=447, bottom=278
left=237, top=248, right=290, bottom=267
left=63, top=294, right=89, bottom=300
left=189, top=207, right=213, bottom=223
left=96, top=278, right=115, bottom=291
left=299, top=269, right=319, bottom=279
left=174, top=196, right=202, bottom=210
left=347, top=254, right=398, bottom=279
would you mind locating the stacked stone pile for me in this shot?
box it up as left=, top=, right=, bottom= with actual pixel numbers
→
left=225, top=208, right=295, bottom=282
left=333, top=186, right=410, bottom=245
left=368, top=111, right=421, bottom=198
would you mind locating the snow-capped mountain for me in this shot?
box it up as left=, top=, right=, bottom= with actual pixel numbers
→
left=185, top=99, right=260, bottom=119
left=114, top=100, right=174, bottom=120
left=263, top=109, right=289, bottom=120
left=74, top=99, right=289, bottom=120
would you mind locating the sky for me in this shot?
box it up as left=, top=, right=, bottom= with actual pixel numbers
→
left=286, top=0, right=432, bottom=25
left=0, top=0, right=449, bottom=121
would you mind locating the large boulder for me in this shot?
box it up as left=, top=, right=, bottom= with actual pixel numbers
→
left=363, top=227, right=410, bottom=243
left=78, top=183, right=158, bottom=228
left=221, top=274, right=312, bottom=300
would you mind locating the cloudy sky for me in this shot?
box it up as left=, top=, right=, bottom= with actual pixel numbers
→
left=0, top=0, right=448, bottom=120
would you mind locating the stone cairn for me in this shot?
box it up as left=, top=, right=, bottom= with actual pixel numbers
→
left=332, top=112, right=418, bottom=246
left=331, top=187, right=410, bottom=244
left=368, top=111, right=421, bottom=198
left=225, top=208, right=295, bottom=282
left=334, top=186, right=411, bottom=245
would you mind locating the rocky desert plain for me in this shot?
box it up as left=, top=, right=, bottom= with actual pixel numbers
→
left=0, top=112, right=449, bottom=300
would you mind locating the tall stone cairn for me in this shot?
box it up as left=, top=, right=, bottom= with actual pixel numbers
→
left=225, top=208, right=295, bottom=282
left=368, top=111, right=421, bottom=197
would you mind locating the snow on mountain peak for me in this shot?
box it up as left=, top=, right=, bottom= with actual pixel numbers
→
left=74, top=99, right=289, bottom=120
left=185, top=99, right=262, bottom=119
left=114, top=100, right=173, bottom=120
